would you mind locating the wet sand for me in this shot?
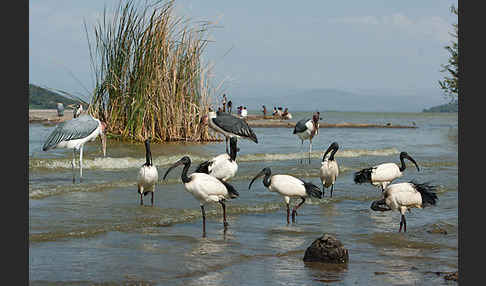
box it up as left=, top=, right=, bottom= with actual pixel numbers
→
left=29, top=109, right=417, bottom=129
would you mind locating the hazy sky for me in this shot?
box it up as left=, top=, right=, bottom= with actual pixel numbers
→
left=29, top=0, right=458, bottom=101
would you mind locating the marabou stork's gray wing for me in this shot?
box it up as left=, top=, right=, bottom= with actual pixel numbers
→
left=42, top=115, right=99, bottom=151
left=212, top=113, right=258, bottom=143
left=293, top=118, right=310, bottom=134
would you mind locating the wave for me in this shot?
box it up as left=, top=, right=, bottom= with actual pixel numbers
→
left=29, top=148, right=400, bottom=170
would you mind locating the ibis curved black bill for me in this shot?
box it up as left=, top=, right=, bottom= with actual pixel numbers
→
left=163, top=159, right=184, bottom=180
left=248, top=170, right=266, bottom=190
left=405, top=154, right=420, bottom=172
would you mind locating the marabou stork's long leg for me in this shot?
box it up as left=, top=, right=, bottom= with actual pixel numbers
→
left=399, top=214, right=407, bottom=232
left=286, top=203, right=290, bottom=224
left=72, top=149, right=76, bottom=184
left=201, top=205, right=207, bottom=237
left=79, top=145, right=84, bottom=183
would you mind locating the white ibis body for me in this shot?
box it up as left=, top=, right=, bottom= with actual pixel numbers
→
left=137, top=139, right=158, bottom=206
left=370, top=181, right=438, bottom=232
left=42, top=114, right=107, bottom=183
left=353, top=152, right=420, bottom=191
left=293, top=112, right=320, bottom=164
left=163, top=156, right=239, bottom=236
left=195, top=137, right=239, bottom=181
left=205, top=110, right=258, bottom=153
left=320, top=142, right=339, bottom=197
left=248, top=167, right=322, bottom=224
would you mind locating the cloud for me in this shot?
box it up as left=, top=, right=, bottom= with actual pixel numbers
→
left=328, top=13, right=453, bottom=44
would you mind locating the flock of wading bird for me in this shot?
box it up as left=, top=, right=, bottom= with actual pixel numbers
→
left=42, top=109, right=438, bottom=236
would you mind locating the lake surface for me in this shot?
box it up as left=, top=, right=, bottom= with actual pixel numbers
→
left=29, top=111, right=458, bottom=285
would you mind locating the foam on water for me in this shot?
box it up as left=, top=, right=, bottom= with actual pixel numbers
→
left=29, top=148, right=400, bottom=170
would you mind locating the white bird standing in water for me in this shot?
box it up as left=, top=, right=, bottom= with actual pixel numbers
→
left=42, top=114, right=107, bottom=183
left=353, top=152, right=420, bottom=191
left=137, top=138, right=158, bottom=206
left=320, top=142, right=339, bottom=198
left=195, top=137, right=239, bottom=181
left=248, top=167, right=322, bottom=224
left=163, top=156, right=239, bottom=236
left=293, top=112, right=320, bottom=164
left=370, top=181, right=438, bottom=232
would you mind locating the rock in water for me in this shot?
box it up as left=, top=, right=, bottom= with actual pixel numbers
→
left=303, top=234, right=349, bottom=263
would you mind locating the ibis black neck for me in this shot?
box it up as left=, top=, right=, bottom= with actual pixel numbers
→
left=181, top=161, right=191, bottom=183
left=144, top=141, right=152, bottom=166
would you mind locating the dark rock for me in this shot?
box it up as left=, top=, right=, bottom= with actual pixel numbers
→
left=303, top=234, right=349, bottom=263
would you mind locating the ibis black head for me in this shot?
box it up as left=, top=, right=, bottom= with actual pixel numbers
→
left=248, top=167, right=272, bottom=190
left=399, top=152, right=420, bottom=172
left=323, top=142, right=339, bottom=161
left=163, top=156, right=191, bottom=180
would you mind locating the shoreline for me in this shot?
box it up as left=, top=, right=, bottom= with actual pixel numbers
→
left=29, top=109, right=417, bottom=129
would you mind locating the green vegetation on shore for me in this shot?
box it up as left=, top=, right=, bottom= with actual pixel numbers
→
left=422, top=101, right=458, bottom=113
left=29, top=84, right=78, bottom=109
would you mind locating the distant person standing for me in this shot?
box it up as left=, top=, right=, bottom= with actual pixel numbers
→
left=262, top=105, right=267, bottom=116
left=227, top=100, right=233, bottom=113
left=222, top=94, right=227, bottom=112
left=56, top=103, right=64, bottom=117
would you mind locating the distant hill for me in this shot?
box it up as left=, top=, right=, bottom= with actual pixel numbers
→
left=422, top=101, right=458, bottom=113
left=224, top=85, right=446, bottom=112
left=29, top=84, right=79, bottom=109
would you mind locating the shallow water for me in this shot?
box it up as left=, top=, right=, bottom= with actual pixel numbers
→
left=29, top=111, right=458, bottom=285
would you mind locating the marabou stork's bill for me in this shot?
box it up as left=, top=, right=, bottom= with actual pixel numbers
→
left=320, top=142, right=339, bottom=198
left=370, top=181, right=438, bottom=232
left=163, top=156, right=239, bottom=236
left=248, top=167, right=323, bottom=224
left=195, top=137, right=239, bottom=182
left=202, top=110, right=258, bottom=154
left=353, top=152, right=420, bottom=191
left=137, top=138, right=158, bottom=206
left=293, top=112, right=320, bottom=164
left=42, top=114, right=107, bottom=183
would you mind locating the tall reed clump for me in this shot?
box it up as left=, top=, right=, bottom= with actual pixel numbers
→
left=86, top=0, right=217, bottom=142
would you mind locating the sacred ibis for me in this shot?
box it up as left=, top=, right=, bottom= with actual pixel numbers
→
left=42, top=114, right=107, bottom=183
left=202, top=109, right=258, bottom=154
left=195, top=137, right=239, bottom=181
left=162, top=156, right=239, bottom=236
left=320, top=142, right=339, bottom=197
left=73, top=103, right=83, bottom=118
left=370, top=181, right=438, bottom=232
left=293, top=112, right=320, bottom=164
left=248, top=167, right=322, bottom=224
left=353, top=152, right=420, bottom=191
left=137, top=138, right=158, bottom=206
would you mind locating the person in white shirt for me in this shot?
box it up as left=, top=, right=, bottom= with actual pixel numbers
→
left=241, top=106, right=248, bottom=118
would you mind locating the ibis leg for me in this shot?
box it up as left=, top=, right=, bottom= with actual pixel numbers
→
left=308, top=139, right=312, bottom=164
left=151, top=191, right=154, bottom=207
left=292, top=197, right=306, bottom=223
left=286, top=203, right=290, bottom=224
left=140, top=192, right=143, bottom=206
left=201, top=205, right=206, bottom=237
left=72, top=149, right=76, bottom=184
left=300, top=140, right=304, bottom=164
left=220, top=200, right=228, bottom=228
left=330, top=184, right=334, bottom=198
left=79, top=145, right=83, bottom=183
left=399, top=214, right=407, bottom=232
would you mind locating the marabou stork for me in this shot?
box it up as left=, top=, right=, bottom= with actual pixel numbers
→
left=42, top=114, right=107, bottom=183
left=202, top=109, right=258, bottom=154
left=137, top=138, right=158, bottom=206
left=248, top=167, right=322, bottom=224
left=195, top=137, right=239, bottom=181
left=163, top=156, right=239, bottom=236
left=370, top=181, right=438, bottom=232
left=353, top=152, right=420, bottom=191
left=293, top=112, right=320, bottom=164
left=320, top=142, right=339, bottom=197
